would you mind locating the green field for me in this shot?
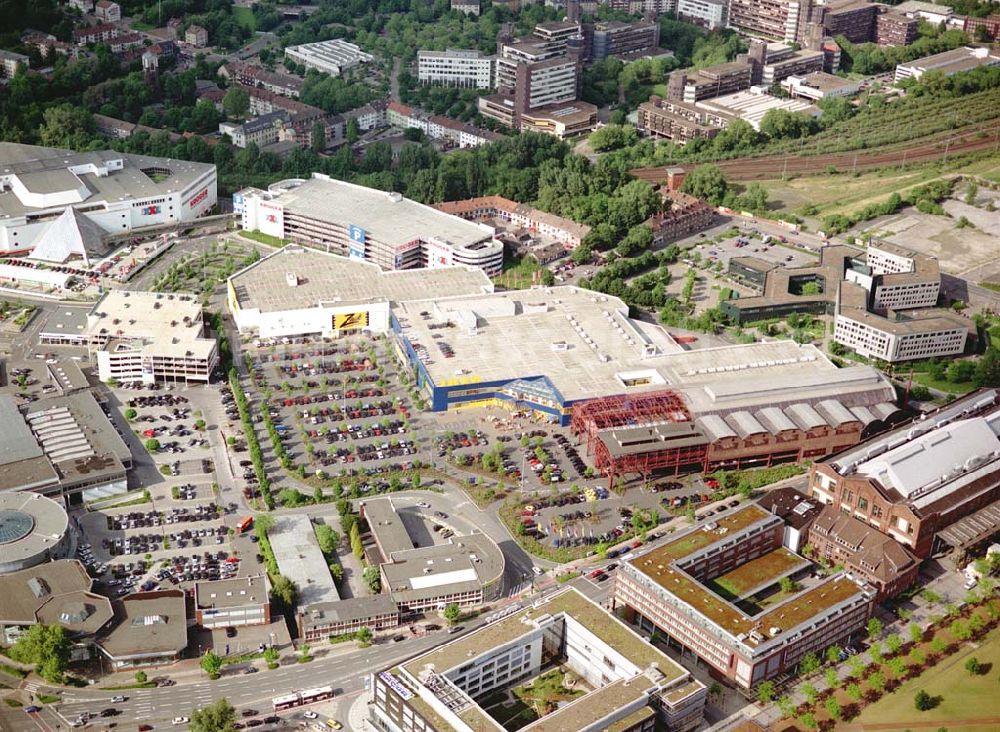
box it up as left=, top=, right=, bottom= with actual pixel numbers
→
left=232, top=6, right=256, bottom=31
left=855, top=625, right=1000, bottom=731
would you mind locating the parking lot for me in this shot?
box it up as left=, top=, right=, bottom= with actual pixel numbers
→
left=691, top=230, right=819, bottom=273
left=244, top=334, right=425, bottom=498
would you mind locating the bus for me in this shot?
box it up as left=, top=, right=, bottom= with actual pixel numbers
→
left=272, top=686, right=335, bottom=711
left=236, top=516, right=254, bottom=534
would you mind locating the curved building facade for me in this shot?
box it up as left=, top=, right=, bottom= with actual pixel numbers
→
left=0, top=492, right=71, bottom=574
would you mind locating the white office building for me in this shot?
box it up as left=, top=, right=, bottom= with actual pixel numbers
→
left=284, top=39, right=373, bottom=76
left=417, top=49, right=495, bottom=88
left=677, top=0, right=728, bottom=29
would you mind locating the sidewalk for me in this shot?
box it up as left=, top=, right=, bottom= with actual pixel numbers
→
left=348, top=688, right=374, bottom=731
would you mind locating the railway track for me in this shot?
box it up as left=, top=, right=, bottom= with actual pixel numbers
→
left=631, top=125, right=1000, bottom=183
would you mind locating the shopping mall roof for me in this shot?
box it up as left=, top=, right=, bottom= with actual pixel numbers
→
left=0, top=491, right=69, bottom=568
left=253, top=176, right=496, bottom=249
left=0, top=143, right=215, bottom=219
left=395, top=286, right=894, bottom=408
left=97, top=590, right=188, bottom=660
left=228, top=246, right=493, bottom=314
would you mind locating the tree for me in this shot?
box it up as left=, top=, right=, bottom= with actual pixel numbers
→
left=135, top=670, right=148, bottom=684
left=825, top=697, right=842, bottom=722
left=825, top=645, right=842, bottom=665
left=799, top=652, right=821, bottom=675
left=847, top=683, right=862, bottom=702
left=346, top=117, right=360, bottom=143
left=868, top=670, right=885, bottom=695
left=263, top=646, right=279, bottom=669
left=355, top=626, right=373, bottom=647
left=800, top=712, right=817, bottom=730
left=270, top=574, right=298, bottom=611
left=9, top=624, right=71, bottom=683
left=867, top=617, right=883, bottom=640
left=802, top=683, right=818, bottom=705
left=315, top=524, right=339, bottom=555
left=362, top=565, right=381, bottom=594
left=966, top=657, right=982, bottom=675
left=194, top=418, right=206, bottom=430
left=886, top=634, right=903, bottom=655
left=756, top=679, right=775, bottom=703
left=910, top=623, right=923, bottom=644
left=759, top=108, right=816, bottom=140
left=825, top=668, right=839, bottom=689
left=223, top=87, right=249, bottom=119
left=680, top=164, right=728, bottom=206
left=915, top=689, right=934, bottom=711
left=200, top=650, right=223, bottom=679
left=779, top=576, right=799, bottom=594
left=190, top=697, right=236, bottom=732
left=777, top=695, right=795, bottom=718
left=350, top=522, right=364, bottom=559
left=124, top=408, right=137, bottom=420
left=965, top=180, right=978, bottom=205
left=145, top=438, right=160, bottom=451
left=310, top=121, right=326, bottom=153
left=443, top=603, right=461, bottom=626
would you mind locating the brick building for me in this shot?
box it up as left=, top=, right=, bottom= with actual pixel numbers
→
left=636, top=96, right=733, bottom=144
left=645, top=191, right=716, bottom=246
left=876, top=12, right=919, bottom=46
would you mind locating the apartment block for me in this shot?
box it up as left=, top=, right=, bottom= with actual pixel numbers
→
left=94, top=0, right=121, bottom=22
left=818, top=0, right=878, bottom=43
left=0, top=50, right=28, bottom=78
left=671, top=62, right=753, bottom=103
left=218, top=111, right=291, bottom=149
left=184, top=24, right=208, bottom=48
left=417, top=49, right=495, bottom=88
left=727, top=0, right=810, bottom=42
left=451, top=0, right=481, bottom=14
left=371, top=589, right=706, bottom=732
left=760, top=45, right=826, bottom=85
left=590, top=20, right=660, bottom=61
left=876, top=11, right=919, bottom=46
left=677, top=0, right=728, bottom=30
left=810, top=389, right=1000, bottom=559
left=963, top=14, right=1000, bottom=41
left=645, top=191, right=717, bottom=245
left=614, top=504, right=876, bottom=688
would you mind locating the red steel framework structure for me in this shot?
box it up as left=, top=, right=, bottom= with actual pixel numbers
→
left=571, top=390, right=705, bottom=486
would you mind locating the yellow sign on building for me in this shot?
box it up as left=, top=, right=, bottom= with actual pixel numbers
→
left=333, top=311, right=369, bottom=330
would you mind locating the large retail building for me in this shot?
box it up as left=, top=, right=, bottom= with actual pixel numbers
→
left=236, top=175, right=504, bottom=274
left=0, top=142, right=217, bottom=255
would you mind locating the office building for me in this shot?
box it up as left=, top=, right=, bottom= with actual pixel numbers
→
left=697, top=89, right=820, bottom=131
left=895, top=46, right=1000, bottom=82
left=876, top=11, right=919, bottom=46
left=417, top=49, right=495, bottom=88
left=86, top=290, right=220, bottom=384
left=284, top=39, right=373, bottom=76
left=810, top=389, right=1000, bottom=558
left=451, top=0, right=481, bottom=14
left=298, top=595, right=400, bottom=642
left=614, top=504, right=876, bottom=688
left=678, top=0, right=728, bottom=29
left=807, top=505, right=920, bottom=601
left=237, top=174, right=504, bottom=274
left=963, top=14, right=1000, bottom=41
left=370, top=588, right=706, bottom=732
left=361, top=497, right=505, bottom=613
left=894, top=0, right=953, bottom=25
left=0, top=142, right=216, bottom=255
left=637, top=97, right=733, bottom=144
left=194, top=576, right=271, bottom=629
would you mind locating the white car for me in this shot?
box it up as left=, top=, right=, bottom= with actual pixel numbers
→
left=416, top=501, right=431, bottom=509
left=172, top=717, right=189, bottom=725
left=303, top=711, right=319, bottom=720
left=111, top=695, right=127, bottom=703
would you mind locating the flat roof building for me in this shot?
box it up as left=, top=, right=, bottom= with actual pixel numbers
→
left=194, top=576, right=271, bottom=629
left=0, top=143, right=217, bottom=255
left=781, top=72, right=861, bottom=100
left=432, top=195, right=591, bottom=247
left=0, top=559, right=113, bottom=646
left=284, top=39, right=373, bottom=76
left=895, top=46, right=1000, bottom=82
left=417, top=49, right=495, bottom=89
left=268, top=514, right=341, bottom=607
left=238, top=175, right=504, bottom=275
left=298, top=594, right=400, bottom=642
left=371, top=588, right=706, bottom=732
left=227, top=245, right=493, bottom=340
left=0, top=390, right=130, bottom=503
left=86, top=290, right=219, bottom=384
left=697, top=88, right=820, bottom=131
left=97, top=589, right=188, bottom=669
left=0, top=492, right=71, bottom=574
left=361, top=497, right=505, bottom=613
left=615, top=504, right=876, bottom=688
left=811, top=388, right=1000, bottom=558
